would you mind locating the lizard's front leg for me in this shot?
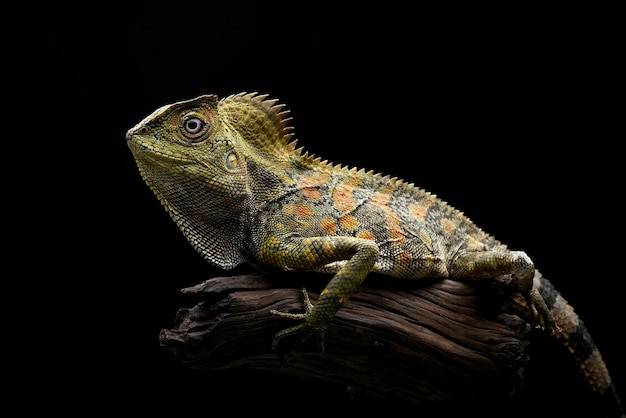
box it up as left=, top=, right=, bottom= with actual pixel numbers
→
left=259, top=235, right=379, bottom=353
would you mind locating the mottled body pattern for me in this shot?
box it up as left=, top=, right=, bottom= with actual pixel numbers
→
left=126, top=93, right=623, bottom=417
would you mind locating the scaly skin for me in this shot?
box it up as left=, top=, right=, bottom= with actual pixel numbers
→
left=126, top=92, right=623, bottom=417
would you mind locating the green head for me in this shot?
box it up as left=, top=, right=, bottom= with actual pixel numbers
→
left=126, top=94, right=249, bottom=198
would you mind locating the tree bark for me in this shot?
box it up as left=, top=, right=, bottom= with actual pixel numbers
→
left=159, top=272, right=531, bottom=407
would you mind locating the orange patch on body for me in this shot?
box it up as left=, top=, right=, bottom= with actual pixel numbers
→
left=320, top=217, right=337, bottom=235
left=333, top=184, right=357, bottom=213
left=389, top=225, right=404, bottom=242
left=409, top=203, right=428, bottom=220
left=371, top=191, right=390, bottom=207
left=398, top=252, right=413, bottom=265
left=283, top=203, right=312, bottom=218
left=339, top=214, right=358, bottom=230
left=295, top=204, right=312, bottom=218
left=298, top=173, right=329, bottom=200
left=357, top=230, right=375, bottom=240
left=302, top=187, right=321, bottom=200
left=465, top=235, right=485, bottom=251
left=385, top=210, right=405, bottom=244
left=441, top=218, right=458, bottom=234
left=392, top=252, right=413, bottom=276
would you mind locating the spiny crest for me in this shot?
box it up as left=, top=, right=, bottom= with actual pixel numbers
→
left=217, top=92, right=350, bottom=172
left=218, top=92, right=299, bottom=162
left=217, top=92, right=341, bottom=171
left=218, top=94, right=442, bottom=187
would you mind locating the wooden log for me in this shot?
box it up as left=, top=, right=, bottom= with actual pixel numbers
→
left=159, top=272, right=530, bottom=408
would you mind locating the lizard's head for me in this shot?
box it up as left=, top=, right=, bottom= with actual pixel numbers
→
left=126, top=92, right=305, bottom=269
left=126, top=94, right=247, bottom=195
left=126, top=94, right=249, bottom=269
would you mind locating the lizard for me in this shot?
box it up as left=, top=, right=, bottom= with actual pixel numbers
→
left=126, top=92, right=624, bottom=417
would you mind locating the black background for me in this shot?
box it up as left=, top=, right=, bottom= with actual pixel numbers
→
left=21, top=1, right=624, bottom=416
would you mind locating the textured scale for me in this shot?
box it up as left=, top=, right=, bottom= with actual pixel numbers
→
left=126, top=92, right=624, bottom=417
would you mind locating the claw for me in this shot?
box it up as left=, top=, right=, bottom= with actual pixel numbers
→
left=270, top=288, right=326, bottom=355
left=271, top=323, right=305, bottom=351
left=527, top=287, right=557, bottom=333
left=269, top=288, right=313, bottom=321
left=300, top=287, right=314, bottom=314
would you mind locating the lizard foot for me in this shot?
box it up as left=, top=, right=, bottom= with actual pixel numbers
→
left=526, top=285, right=557, bottom=333
left=496, top=268, right=557, bottom=334
left=506, top=275, right=556, bottom=333
left=508, top=252, right=557, bottom=333
left=270, top=288, right=326, bottom=354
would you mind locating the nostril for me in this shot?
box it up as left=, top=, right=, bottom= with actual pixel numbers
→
left=126, top=126, right=150, bottom=141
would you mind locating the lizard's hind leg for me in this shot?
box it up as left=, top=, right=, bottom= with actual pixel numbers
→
left=449, top=249, right=555, bottom=331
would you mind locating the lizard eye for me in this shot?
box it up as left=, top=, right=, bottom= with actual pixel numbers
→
left=184, top=118, right=205, bottom=133
left=180, top=112, right=212, bottom=142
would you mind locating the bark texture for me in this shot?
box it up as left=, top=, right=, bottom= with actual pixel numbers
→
left=159, top=272, right=531, bottom=407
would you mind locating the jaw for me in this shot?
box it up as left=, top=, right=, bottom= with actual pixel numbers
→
left=127, top=137, right=195, bottom=166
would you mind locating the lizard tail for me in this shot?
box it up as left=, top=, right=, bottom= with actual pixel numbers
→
left=534, top=273, right=625, bottom=418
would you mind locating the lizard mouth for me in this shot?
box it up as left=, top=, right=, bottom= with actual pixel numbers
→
left=127, top=136, right=194, bottom=165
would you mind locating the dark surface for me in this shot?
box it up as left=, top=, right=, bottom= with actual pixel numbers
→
left=159, top=273, right=531, bottom=406
left=21, top=1, right=624, bottom=416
